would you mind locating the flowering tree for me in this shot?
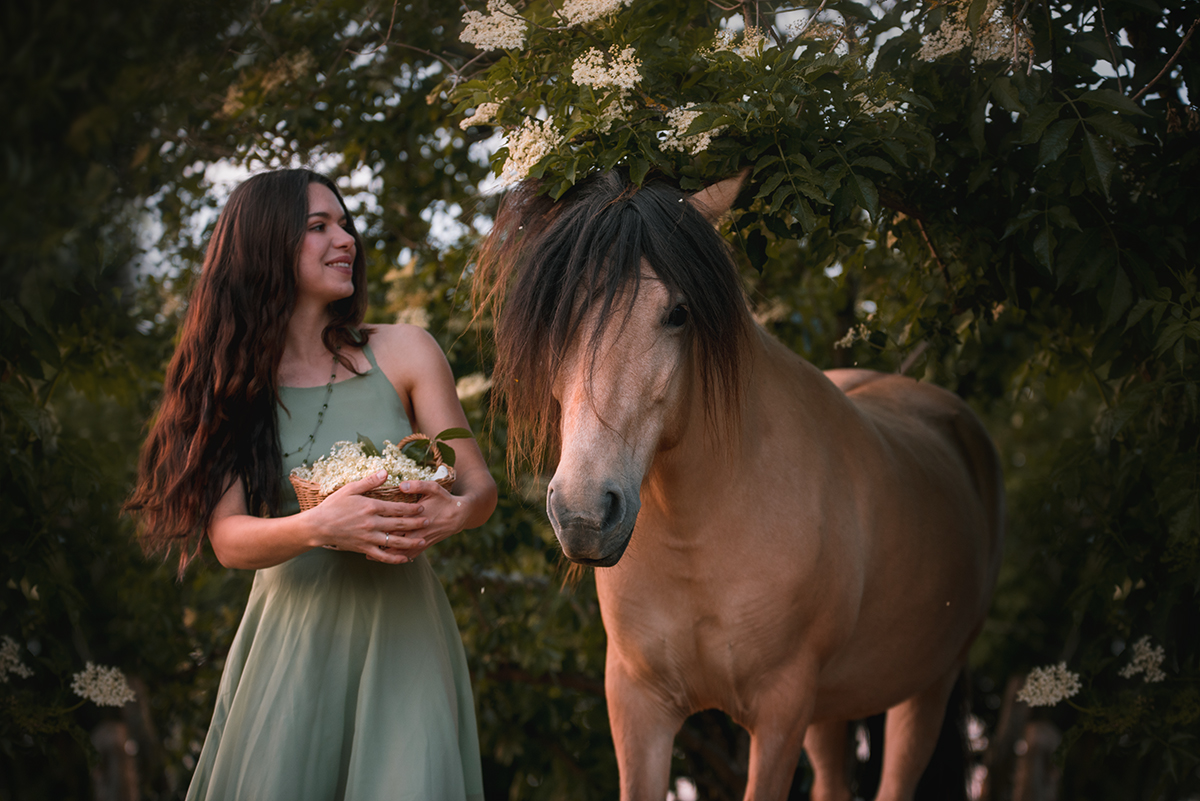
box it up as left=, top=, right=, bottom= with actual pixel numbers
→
left=445, top=0, right=1199, bottom=795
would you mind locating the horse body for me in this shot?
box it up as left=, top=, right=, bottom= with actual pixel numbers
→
left=481, top=171, right=1004, bottom=801
left=568, top=306, right=1002, bottom=799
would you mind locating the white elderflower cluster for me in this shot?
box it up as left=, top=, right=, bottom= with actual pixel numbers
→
left=557, top=0, right=633, bottom=27
left=292, top=440, right=443, bottom=495
left=1, top=636, right=33, bottom=682
left=706, top=26, right=767, bottom=59
left=1017, top=662, right=1082, bottom=707
left=596, top=91, right=636, bottom=133
left=501, top=116, right=564, bottom=183
left=834, top=323, right=871, bottom=349
left=460, top=0, right=527, bottom=52
left=787, top=20, right=841, bottom=41
left=456, top=372, right=493, bottom=402
left=1118, top=636, right=1167, bottom=683
left=571, top=46, right=642, bottom=91
left=918, top=0, right=1017, bottom=63
left=659, top=103, right=726, bottom=156
left=71, top=663, right=136, bottom=707
left=460, top=101, right=502, bottom=130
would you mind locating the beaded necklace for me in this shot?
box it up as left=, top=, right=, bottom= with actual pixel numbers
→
left=282, top=348, right=339, bottom=466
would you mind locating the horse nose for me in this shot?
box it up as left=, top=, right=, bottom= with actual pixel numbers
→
left=546, top=481, right=632, bottom=564
left=546, top=483, right=625, bottom=531
left=600, top=488, right=625, bottom=532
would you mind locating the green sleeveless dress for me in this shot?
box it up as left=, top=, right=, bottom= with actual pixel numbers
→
left=186, top=345, right=484, bottom=801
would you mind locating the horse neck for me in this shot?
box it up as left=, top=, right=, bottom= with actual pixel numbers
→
left=644, top=324, right=779, bottom=516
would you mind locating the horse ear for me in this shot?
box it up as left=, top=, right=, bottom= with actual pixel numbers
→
left=687, top=168, right=750, bottom=224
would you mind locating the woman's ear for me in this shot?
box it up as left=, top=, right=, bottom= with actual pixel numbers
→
left=687, top=168, right=750, bottom=224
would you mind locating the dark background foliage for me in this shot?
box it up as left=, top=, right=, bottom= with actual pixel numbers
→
left=1, top=0, right=1196, bottom=799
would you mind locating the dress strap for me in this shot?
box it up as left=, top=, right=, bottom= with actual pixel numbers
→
left=362, top=342, right=380, bottom=371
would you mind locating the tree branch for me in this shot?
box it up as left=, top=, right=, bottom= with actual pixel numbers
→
left=915, top=216, right=951, bottom=288
left=1131, top=16, right=1198, bottom=102
left=1096, top=0, right=1124, bottom=94
left=349, top=0, right=401, bottom=56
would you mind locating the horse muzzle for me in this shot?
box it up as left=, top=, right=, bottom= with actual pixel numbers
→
left=546, top=480, right=640, bottom=566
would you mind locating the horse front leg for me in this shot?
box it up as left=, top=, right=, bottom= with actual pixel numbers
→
left=606, top=662, right=684, bottom=801
left=743, top=683, right=817, bottom=801
left=804, top=720, right=852, bottom=801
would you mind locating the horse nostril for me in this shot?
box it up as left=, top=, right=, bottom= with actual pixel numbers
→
left=602, top=489, right=624, bottom=532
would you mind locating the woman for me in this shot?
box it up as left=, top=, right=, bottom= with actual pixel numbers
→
left=127, top=169, right=496, bottom=801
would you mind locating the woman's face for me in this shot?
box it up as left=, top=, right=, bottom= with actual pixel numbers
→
left=296, top=182, right=357, bottom=304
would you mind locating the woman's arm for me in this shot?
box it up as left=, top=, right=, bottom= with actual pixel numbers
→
left=371, top=324, right=498, bottom=555
left=207, top=472, right=428, bottom=569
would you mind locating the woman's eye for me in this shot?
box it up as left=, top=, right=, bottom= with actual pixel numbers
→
left=310, top=223, right=325, bottom=232
left=665, top=304, right=688, bottom=328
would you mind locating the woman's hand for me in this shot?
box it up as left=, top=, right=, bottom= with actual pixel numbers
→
left=382, top=478, right=473, bottom=559
left=304, top=470, right=430, bottom=564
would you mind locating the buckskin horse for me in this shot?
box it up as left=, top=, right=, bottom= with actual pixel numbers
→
left=475, top=169, right=1004, bottom=801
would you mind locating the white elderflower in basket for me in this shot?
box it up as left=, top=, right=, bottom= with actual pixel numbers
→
left=290, top=432, right=463, bottom=509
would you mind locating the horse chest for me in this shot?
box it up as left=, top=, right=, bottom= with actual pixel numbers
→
left=597, top=559, right=822, bottom=710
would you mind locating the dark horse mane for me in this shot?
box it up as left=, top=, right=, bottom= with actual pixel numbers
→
left=473, top=170, right=753, bottom=476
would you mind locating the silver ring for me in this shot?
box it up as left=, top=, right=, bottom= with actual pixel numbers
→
left=385, top=533, right=390, bottom=548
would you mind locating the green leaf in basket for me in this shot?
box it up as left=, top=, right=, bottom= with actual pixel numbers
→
left=401, top=437, right=434, bottom=467
left=357, top=433, right=381, bottom=458
left=437, top=442, right=457, bottom=468
left=433, top=427, right=473, bottom=441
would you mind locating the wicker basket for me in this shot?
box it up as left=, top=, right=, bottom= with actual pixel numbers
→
left=289, top=433, right=456, bottom=511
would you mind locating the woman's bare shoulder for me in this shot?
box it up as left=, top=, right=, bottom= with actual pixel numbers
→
left=367, top=324, right=447, bottom=381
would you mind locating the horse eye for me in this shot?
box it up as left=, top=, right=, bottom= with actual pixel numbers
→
left=665, top=304, right=688, bottom=328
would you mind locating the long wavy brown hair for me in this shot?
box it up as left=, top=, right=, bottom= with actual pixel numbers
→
left=127, top=169, right=369, bottom=573
left=472, top=170, right=753, bottom=479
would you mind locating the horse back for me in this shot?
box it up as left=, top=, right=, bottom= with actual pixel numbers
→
left=826, top=368, right=1005, bottom=588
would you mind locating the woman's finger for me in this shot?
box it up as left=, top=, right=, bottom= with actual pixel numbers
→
left=333, top=469, right=389, bottom=497
left=380, top=532, right=424, bottom=550
left=382, top=515, right=428, bottom=531
left=397, top=479, right=448, bottom=497
left=372, top=499, right=424, bottom=517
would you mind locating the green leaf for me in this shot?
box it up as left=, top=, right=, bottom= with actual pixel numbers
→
left=1019, top=103, right=1064, bottom=144
left=0, top=298, right=27, bottom=331
left=967, top=0, right=991, bottom=31
left=630, top=156, right=650, bottom=186
left=1124, top=298, right=1156, bottom=331
left=969, top=94, right=988, bottom=152
left=752, top=155, right=780, bottom=176
left=1034, top=225, right=1056, bottom=272
left=357, top=433, right=381, bottom=458
left=1038, top=120, right=1077, bottom=166
left=1083, top=112, right=1145, bottom=146
left=991, top=76, right=1027, bottom=115
left=1083, top=130, right=1117, bottom=198
left=755, top=171, right=786, bottom=200
left=1079, top=88, right=1149, bottom=116
left=794, top=198, right=817, bottom=232
left=850, top=155, right=896, bottom=175
left=1103, top=268, right=1132, bottom=330
left=433, top=427, right=474, bottom=441
left=849, top=173, right=879, bottom=218
left=1047, top=206, right=1081, bottom=230
left=1156, top=322, right=1186, bottom=356
left=745, top=229, right=769, bottom=273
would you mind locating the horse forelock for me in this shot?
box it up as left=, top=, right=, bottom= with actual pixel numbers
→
left=479, top=171, right=751, bottom=475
